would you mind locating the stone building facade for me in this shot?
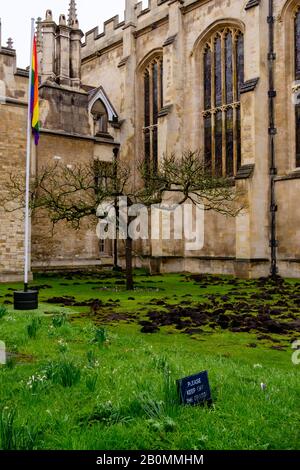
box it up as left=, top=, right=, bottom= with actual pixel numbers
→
left=1, top=0, right=300, bottom=281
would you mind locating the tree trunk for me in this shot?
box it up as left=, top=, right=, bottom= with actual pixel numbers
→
left=125, top=236, right=134, bottom=291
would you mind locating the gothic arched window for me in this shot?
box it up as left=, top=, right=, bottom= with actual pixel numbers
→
left=295, top=8, right=300, bottom=166
left=143, top=57, right=163, bottom=175
left=203, top=27, right=244, bottom=177
left=91, top=99, right=108, bottom=136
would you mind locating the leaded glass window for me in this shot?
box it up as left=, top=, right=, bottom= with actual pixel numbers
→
left=295, top=9, right=300, bottom=166
left=296, top=106, right=300, bottom=166
left=203, top=28, right=244, bottom=177
left=295, top=9, right=300, bottom=81
left=143, top=57, right=163, bottom=175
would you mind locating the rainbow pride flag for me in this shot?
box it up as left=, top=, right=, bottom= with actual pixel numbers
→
left=30, top=35, right=39, bottom=145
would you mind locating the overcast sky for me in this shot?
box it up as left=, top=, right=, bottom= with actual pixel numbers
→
left=0, top=0, right=148, bottom=68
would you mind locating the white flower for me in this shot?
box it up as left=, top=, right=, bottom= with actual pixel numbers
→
left=5, top=316, right=16, bottom=322
left=260, top=383, right=267, bottom=391
left=26, top=373, right=47, bottom=390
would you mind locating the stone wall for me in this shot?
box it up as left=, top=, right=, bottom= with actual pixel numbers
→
left=31, top=133, right=115, bottom=270
left=0, top=48, right=28, bottom=281
left=2, top=0, right=300, bottom=280
left=81, top=0, right=271, bottom=277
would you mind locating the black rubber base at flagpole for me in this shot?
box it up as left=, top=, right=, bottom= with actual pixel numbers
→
left=14, top=290, right=39, bottom=311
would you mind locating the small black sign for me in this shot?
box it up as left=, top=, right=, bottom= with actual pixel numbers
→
left=177, top=370, right=212, bottom=406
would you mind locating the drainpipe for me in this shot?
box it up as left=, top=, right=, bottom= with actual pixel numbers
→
left=268, top=0, right=278, bottom=277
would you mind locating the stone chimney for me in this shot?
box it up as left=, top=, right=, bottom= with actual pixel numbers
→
left=41, top=10, right=56, bottom=83
left=36, top=17, right=43, bottom=75
left=69, top=1, right=83, bottom=89
left=40, top=2, right=83, bottom=89
left=56, top=14, right=71, bottom=87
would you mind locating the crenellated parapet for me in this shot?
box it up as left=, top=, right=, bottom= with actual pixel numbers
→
left=82, top=16, right=125, bottom=59
left=82, top=0, right=173, bottom=61
left=135, top=0, right=170, bottom=17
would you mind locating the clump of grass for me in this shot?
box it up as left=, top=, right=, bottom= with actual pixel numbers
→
left=26, top=374, right=48, bottom=394
left=57, top=339, right=69, bottom=354
left=92, top=328, right=108, bottom=347
left=27, top=317, right=42, bottom=339
left=85, top=372, right=98, bottom=392
left=52, top=312, right=68, bottom=328
left=44, top=359, right=81, bottom=388
left=130, top=356, right=179, bottom=424
left=86, top=350, right=97, bottom=367
left=0, top=408, right=16, bottom=450
left=5, top=357, right=16, bottom=370
left=137, top=394, right=166, bottom=419
left=191, top=435, right=209, bottom=451
left=0, top=408, right=42, bottom=450
left=83, top=401, right=131, bottom=426
left=162, top=366, right=178, bottom=415
left=154, top=355, right=179, bottom=415
left=153, top=355, right=169, bottom=371
left=147, top=417, right=177, bottom=433
left=129, top=356, right=179, bottom=421
left=0, top=305, right=8, bottom=319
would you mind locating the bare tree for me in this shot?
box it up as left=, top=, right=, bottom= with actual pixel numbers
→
left=4, top=150, right=245, bottom=290
left=136, top=151, right=244, bottom=215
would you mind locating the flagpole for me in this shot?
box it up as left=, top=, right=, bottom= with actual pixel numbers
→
left=24, top=18, right=35, bottom=292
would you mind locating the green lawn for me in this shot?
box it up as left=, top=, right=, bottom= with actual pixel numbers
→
left=0, top=270, right=299, bottom=450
